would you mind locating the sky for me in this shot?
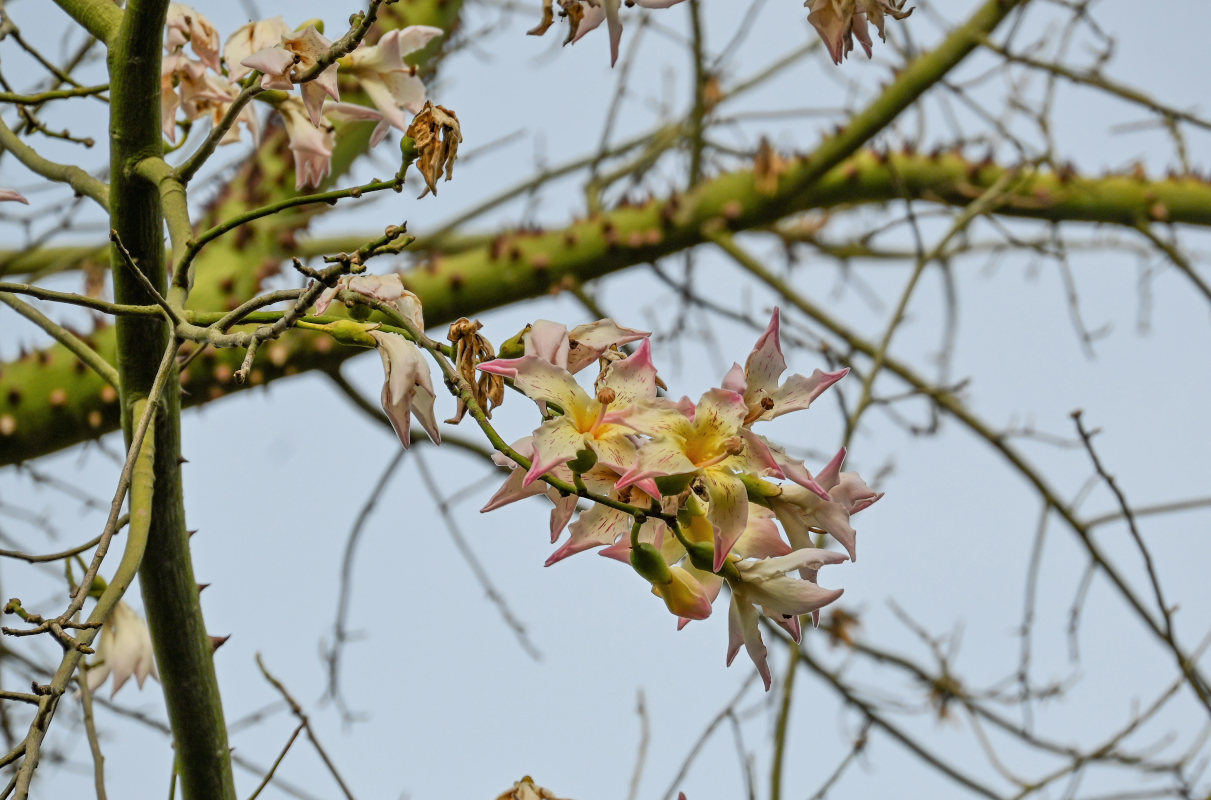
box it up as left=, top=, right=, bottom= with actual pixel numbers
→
left=1, top=1, right=1210, bottom=799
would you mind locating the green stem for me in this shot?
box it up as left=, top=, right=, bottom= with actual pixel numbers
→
left=0, top=292, right=120, bottom=387
left=50, top=0, right=121, bottom=44
left=781, top=0, right=1030, bottom=204
left=107, top=1, right=235, bottom=797
left=0, top=84, right=108, bottom=104
left=176, top=175, right=407, bottom=285
left=769, top=645, right=798, bottom=800
left=0, top=281, right=159, bottom=317
left=0, top=112, right=108, bottom=207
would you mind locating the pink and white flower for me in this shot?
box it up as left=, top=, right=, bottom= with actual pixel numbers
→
left=570, top=0, right=688, bottom=66
left=165, top=3, right=221, bottom=72
left=242, top=25, right=340, bottom=126
left=727, top=549, right=846, bottom=689
left=616, top=388, right=803, bottom=570
left=479, top=338, right=660, bottom=485
left=768, top=448, right=882, bottom=561
left=224, top=17, right=291, bottom=83
left=488, top=318, right=649, bottom=377
left=313, top=273, right=423, bottom=328
left=722, top=308, right=848, bottom=426
left=370, top=330, right=440, bottom=448
left=339, top=26, right=443, bottom=135
left=274, top=98, right=387, bottom=189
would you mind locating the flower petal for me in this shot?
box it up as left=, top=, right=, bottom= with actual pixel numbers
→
left=702, top=469, right=749, bottom=571
left=727, top=593, right=771, bottom=690
left=546, top=505, right=629, bottom=565
left=0, top=188, right=29, bottom=205
left=600, top=338, right=658, bottom=407
left=502, top=355, right=588, bottom=412
left=524, top=418, right=586, bottom=485
left=615, top=436, right=697, bottom=489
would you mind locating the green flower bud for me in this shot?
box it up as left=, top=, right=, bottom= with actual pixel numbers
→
left=654, top=472, right=696, bottom=496
left=566, top=447, right=598, bottom=474
left=683, top=488, right=708, bottom=517
left=399, top=136, right=419, bottom=168
left=683, top=541, right=716, bottom=573
left=323, top=319, right=378, bottom=348
left=498, top=325, right=530, bottom=359
left=739, top=473, right=783, bottom=506
left=630, top=542, right=672, bottom=586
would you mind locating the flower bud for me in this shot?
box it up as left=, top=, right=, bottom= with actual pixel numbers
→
left=739, top=473, right=783, bottom=504
left=654, top=472, right=695, bottom=496
left=630, top=542, right=672, bottom=585
left=399, top=136, right=419, bottom=167
left=320, top=319, right=379, bottom=348
left=683, top=488, right=708, bottom=518
left=683, top=540, right=716, bottom=573
left=652, top=567, right=713, bottom=620
left=566, top=447, right=598, bottom=474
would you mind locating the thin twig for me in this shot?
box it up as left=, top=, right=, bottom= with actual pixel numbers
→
left=412, top=451, right=543, bottom=661
left=256, top=654, right=357, bottom=800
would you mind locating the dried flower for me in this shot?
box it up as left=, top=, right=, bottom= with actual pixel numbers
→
left=405, top=102, right=462, bottom=197
left=806, top=0, right=913, bottom=65
left=447, top=318, right=504, bottom=424
left=496, top=776, right=569, bottom=800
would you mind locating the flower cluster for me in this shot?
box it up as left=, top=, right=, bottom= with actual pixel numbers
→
left=478, top=309, right=881, bottom=689
left=805, top=0, right=914, bottom=64
left=308, top=275, right=880, bottom=689
left=160, top=5, right=444, bottom=188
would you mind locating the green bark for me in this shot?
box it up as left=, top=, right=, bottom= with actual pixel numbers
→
left=107, top=1, right=235, bottom=797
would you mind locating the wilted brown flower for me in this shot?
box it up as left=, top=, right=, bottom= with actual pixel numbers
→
left=405, top=101, right=462, bottom=197
left=807, top=0, right=913, bottom=65
left=528, top=0, right=589, bottom=45
left=447, top=317, right=504, bottom=424
left=495, top=776, right=569, bottom=800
